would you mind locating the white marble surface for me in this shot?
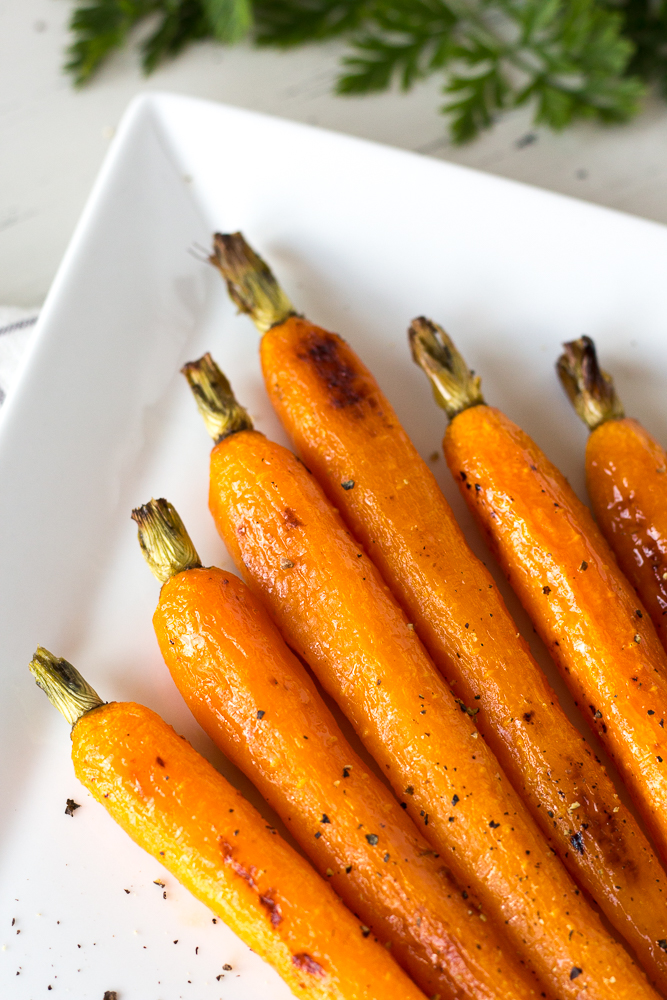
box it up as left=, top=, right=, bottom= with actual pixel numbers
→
left=3, top=0, right=667, bottom=307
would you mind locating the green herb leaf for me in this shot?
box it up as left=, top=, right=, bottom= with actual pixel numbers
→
left=66, top=0, right=647, bottom=143
left=254, top=0, right=371, bottom=47
left=66, top=0, right=156, bottom=85
left=66, top=0, right=250, bottom=81
left=336, top=0, right=643, bottom=141
left=204, top=0, right=253, bottom=42
left=607, top=0, right=667, bottom=96
left=141, top=2, right=211, bottom=74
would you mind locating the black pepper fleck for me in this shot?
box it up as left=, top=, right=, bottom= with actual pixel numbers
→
left=570, top=832, right=584, bottom=855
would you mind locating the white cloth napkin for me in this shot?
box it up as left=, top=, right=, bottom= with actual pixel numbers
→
left=0, top=306, right=40, bottom=404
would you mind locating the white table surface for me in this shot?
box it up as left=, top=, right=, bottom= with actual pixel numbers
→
left=3, top=0, right=667, bottom=307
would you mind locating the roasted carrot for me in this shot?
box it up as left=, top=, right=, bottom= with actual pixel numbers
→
left=182, top=353, right=660, bottom=1000
left=558, top=335, right=667, bottom=651
left=133, top=498, right=543, bottom=1000
left=29, top=647, right=423, bottom=1000
left=411, top=318, right=667, bottom=866
left=207, top=233, right=667, bottom=991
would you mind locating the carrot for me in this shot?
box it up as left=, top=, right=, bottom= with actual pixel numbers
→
left=182, top=352, right=659, bottom=1000
left=558, top=335, right=667, bottom=652
left=29, top=647, right=423, bottom=1000
left=208, top=233, right=667, bottom=992
left=411, top=318, right=667, bottom=869
left=133, top=498, right=543, bottom=1000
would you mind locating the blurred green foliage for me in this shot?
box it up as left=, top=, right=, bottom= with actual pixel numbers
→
left=67, top=0, right=667, bottom=142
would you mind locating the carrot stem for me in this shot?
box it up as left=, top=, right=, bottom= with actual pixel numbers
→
left=29, top=647, right=104, bottom=726
left=556, top=336, right=625, bottom=430
left=210, top=233, right=296, bottom=334
left=181, top=352, right=253, bottom=444
left=131, top=498, right=202, bottom=583
left=408, top=317, right=484, bottom=420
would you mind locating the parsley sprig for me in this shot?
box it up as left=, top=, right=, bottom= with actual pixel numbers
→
left=66, top=0, right=661, bottom=142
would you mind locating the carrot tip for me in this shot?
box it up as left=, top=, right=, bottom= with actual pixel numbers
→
left=556, top=336, right=625, bottom=431
left=210, top=233, right=296, bottom=335
left=29, top=647, right=104, bottom=726
left=181, top=352, right=254, bottom=444
left=409, top=317, right=484, bottom=421
left=132, top=498, right=201, bottom=583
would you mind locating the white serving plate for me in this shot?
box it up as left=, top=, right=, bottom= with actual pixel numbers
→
left=2, top=92, right=667, bottom=999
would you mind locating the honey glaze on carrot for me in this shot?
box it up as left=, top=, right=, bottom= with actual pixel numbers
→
left=588, top=418, right=667, bottom=640
left=135, top=497, right=538, bottom=1000
left=210, top=431, right=658, bottom=1000
left=155, top=567, right=541, bottom=1000
left=558, top=336, right=667, bottom=652
left=265, top=316, right=667, bottom=995
left=183, top=353, right=660, bottom=1000
left=30, top=648, right=421, bottom=1000
left=207, top=234, right=667, bottom=993
left=410, top=327, right=667, bottom=874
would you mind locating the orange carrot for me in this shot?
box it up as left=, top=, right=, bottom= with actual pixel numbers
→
left=133, top=497, right=543, bottom=1000
left=182, top=352, right=660, bottom=1000
left=207, top=232, right=667, bottom=991
left=558, top=335, right=667, bottom=652
left=411, top=318, right=667, bottom=873
left=29, top=647, right=423, bottom=1000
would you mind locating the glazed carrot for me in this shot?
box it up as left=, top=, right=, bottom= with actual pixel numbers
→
left=133, top=498, right=542, bottom=1000
left=208, top=233, right=667, bottom=991
left=558, top=335, right=667, bottom=651
left=182, top=353, right=659, bottom=1000
left=29, top=647, right=423, bottom=1000
left=411, top=318, right=667, bottom=866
